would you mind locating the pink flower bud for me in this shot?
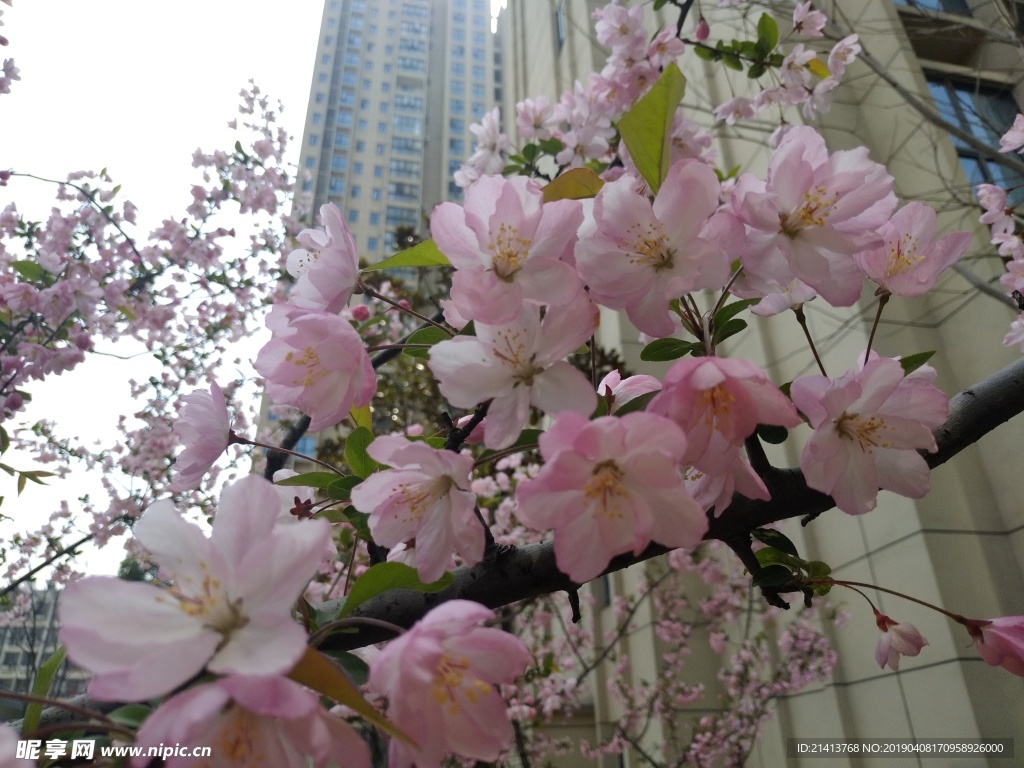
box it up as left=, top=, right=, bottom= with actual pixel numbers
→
left=350, top=304, right=371, bottom=322
left=874, top=611, right=928, bottom=671
left=695, top=17, right=710, bottom=42
left=74, top=332, right=93, bottom=351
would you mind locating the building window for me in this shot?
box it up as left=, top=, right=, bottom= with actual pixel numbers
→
left=373, top=188, right=382, bottom=201
left=376, top=143, right=386, bottom=155
left=332, top=156, right=348, bottom=172
left=354, top=162, right=364, bottom=175
left=451, top=99, right=465, bottom=114
left=927, top=76, right=1023, bottom=199
left=382, top=82, right=391, bottom=92
left=324, top=35, right=334, bottom=46
left=329, top=178, right=345, bottom=195
left=893, top=0, right=970, bottom=14
left=451, top=80, right=465, bottom=96
left=384, top=63, right=393, bottom=73
left=450, top=138, right=465, bottom=154
left=312, top=113, right=323, bottom=125
left=358, top=119, right=368, bottom=131
left=343, top=72, right=358, bottom=87
left=472, top=30, right=485, bottom=45
left=453, top=27, right=466, bottom=42
left=349, top=210, right=359, bottom=224
left=453, top=44, right=466, bottom=58
left=318, top=73, right=328, bottom=83
left=337, top=111, right=353, bottom=128
left=368, top=237, right=379, bottom=251
left=352, top=185, right=362, bottom=198
left=452, top=61, right=465, bottom=77
left=450, top=118, right=465, bottom=134
left=374, top=165, right=384, bottom=177
left=472, top=65, right=485, bottom=80
left=340, top=90, right=356, bottom=106
left=472, top=47, right=485, bottom=61
left=365, top=60, right=374, bottom=71
left=315, top=92, right=326, bottom=104
left=381, top=102, right=389, bottom=113
left=379, top=121, right=388, bottom=133
left=471, top=82, right=485, bottom=100
left=393, top=115, right=424, bottom=135
left=335, top=133, right=350, bottom=148
left=309, top=134, right=320, bottom=147
left=360, top=98, right=370, bottom=110
left=362, top=78, right=372, bottom=89
left=357, top=140, right=366, bottom=152
left=472, top=102, right=485, bottom=118
left=321, top=54, right=331, bottom=64
left=390, top=159, right=422, bottom=177
left=305, top=156, right=316, bottom=168
left=555, top=0, right=567, bottom=52
left=370, top=212, right=380, bottom=225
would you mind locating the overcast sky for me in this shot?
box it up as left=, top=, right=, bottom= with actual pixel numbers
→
left=1, top=1, right=325, bottom=574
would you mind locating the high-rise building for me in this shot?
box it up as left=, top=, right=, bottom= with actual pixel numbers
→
left=295, top=0, right=506, bottom=255
left=502, top=1, right=1024, bottom=765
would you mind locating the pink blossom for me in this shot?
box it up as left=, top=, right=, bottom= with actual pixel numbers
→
left=713, top=96, right=755, bottom=125
left=827, top=34, right=861, bottom=77
left=132, top=676, right=370, bottom=768
left=350, top=436, right=481, bottom=582
left=999, top=113, right=1024, bottom=154
left=790, top=354, right=947, bottom=515
left=431, top=175, right=583, bottom=325
left=467, top=107, right=513, bottom=174
left=792, top=2, right=827, bottom=36
left=255, top=305, right=375, bottom=432
left=649, top=356, right=802, bottom=472
left=1005, top=314, right=1024, bottom=351
left=874, top=611, right=927, bottom=671
left=731, top=125, right=896, bottom=307
left=515, top=96, right=557, bottom=141
left=575, top=159, right=730, bottom=337
left=428, top=296, right=598, bottom=449
left=854, top=202, right=970, bottom=296
left=598, top=369, right=661, bottom=413
left=965, top=616, right=1024, bottom=676
left=368, top=600, right=531, bottom=767
left=286, top=203, right=360, bottom=314
left=515, top=412, right=706, bottom=583
left=350, top=303, right=371, bottom=322
left=0, top=724, right=34, bottom=766
left=59, top=476, right=331, bottom=701
left=977, top=183, right=1014, bottom=236
left=168, top=380, right=232, bottom=492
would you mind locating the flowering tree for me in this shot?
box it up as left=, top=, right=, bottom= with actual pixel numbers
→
left=3, top=0, right=1024, bottom=766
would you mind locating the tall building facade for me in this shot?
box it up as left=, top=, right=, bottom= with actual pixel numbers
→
left=295, top=0, right=506, bottom=255
left=502, top=1, right=1024, bottom=766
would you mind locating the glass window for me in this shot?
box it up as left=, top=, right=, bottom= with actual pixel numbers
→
left=451, top=80, right=465, bottom=96
left=452, top=61, right=465, bottom=77
left=390, top=158, right=422, bottom=177
left=393, top=115, right=424, bottom=135
left=472, top=83, right=485, bottom=100
left=388, top=181, right=420, bottom=202
left=373, top=188, right=382, bottom=201
left=305, top=156, right=316, bottom=168
left=369, top=237, right=379, bottom=251
left=321, top=54, right=331, bottom=64
left=379, top=121, right=388, bottom=133
left=377, top=143, right=386, bottom=155
left=472, top=102, right=486, bottom=118
left=357, top=140, right=366, bottom=152
left=362, top=78, right=372, bottom=89
left=340, top=90, right=356, bottom=106
left=349, top=210, right=359, bottom=223
left=358, top=119, right=368, bottom=131
left=472, top=31, right=485, bottom=45
left=453, top=44, right=466, bottom=58
left=451, top=99, right=465, bottom=114
left=352, top=185, right=362, bottom=198
left=332, top=156, right=348, bottom=172
left=365, top=60, right=374, bottom=71
left=892, top=0, right=970, bottom=14
left=374, top=165, right=384, bottom=177
left=927, top=76, right=1023, bottom=201
left=315, top=92, right=326, bottom=104
left=384, top=63, right=393, bottom=73
left=329, top=177, right=345, bottom=195
left=381, top=102, right=389, bottom=113
left=382, top=82, right=391, bottom=92
left=450, top=118, right=465, bottom=134
left=472, top=47, right=485, bottom=61
left=309, top=134, right=320, bottom=146
left=324, top=35, right=334, bottom=46
left=453, top=27, right=466, bottom=42
left=312, top=113, right=323, bottom=125
left=472, top=65, right=485, bottom=80
left=318, top=73, right=328, bottom=83
left=449, top=138, right=465, bottom=154
left=370, top=212, right=381, bottom=225
left=328, top=17, right=336, bottom=26
left=354, top=162, right=364, bottom=175
left=360, top=99, right=370, bottom=109
left=337, top=111, right=353, bottom=128
left=343, top=72, right=358, bottom=87
left=334, top=133, right=350, bottom=148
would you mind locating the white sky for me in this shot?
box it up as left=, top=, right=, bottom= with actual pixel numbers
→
left=1, top=1, right=325, bottom=576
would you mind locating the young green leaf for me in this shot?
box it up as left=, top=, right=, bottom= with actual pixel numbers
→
left=899, top=351, right=936, bottom=375
left=618, top=63, right=686, bottom=194
left=339, top=562, right=454, bottom=618
left=275, top=471, right=343, bottom=489
left=752, top=528, right=800, bottom=557
left=345, top=427, right=377, bottom=479
left=362, top=239, right=451, bottom=271
left=402, top=326, right=451, bottom=359
left=640, top=338, right=704, bottom=362
left=23, top=646, right=67, bottom=734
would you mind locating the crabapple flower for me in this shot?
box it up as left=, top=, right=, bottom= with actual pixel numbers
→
left=977, top=183, right=1014, bottom=237
left=694, top=17, right=710, bottom=41
left=793, top=2, right=827, bottom=36
left=351, top=436, right=481, bottom=582
left=168, top=380, right=232, bottom=492
left=999, top=113, right=1024, bottom=154
left=731, top=125, right=896, bottom=307
left=286, top=203, right=359, bottom=314
left=428, top=296, right=598, bottom=449
left=367, top=600, right=530, bottom=767
left=790, top=354, right=947, bottom=515
left=854, top=202, right=970, bottom=296
left=965, top=616, right=1024, bottom=676
left=467, top=107, right=513, bottom=174
left=598, top=369, right=661, bottom=413
left=255, top=305, right=375, bottom=432
left=431, top=175, right=583, bottom=325
left=133, top=676, right=370, bottom=768
left=59, top=476, right=331, bottom=701
left=515, top=96, right=557, bottom=141
left=575, top=159, right=730, bottom=337
left=649, top=356, right=802, bottom=472
left=515, top=412, right=706, bottom=583
left=874, top=611, right=927, bottom=671
left=827, top=34, right=861, bottom=77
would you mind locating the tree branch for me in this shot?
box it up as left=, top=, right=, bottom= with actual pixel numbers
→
left=318, top=355, right=1024, bottom=651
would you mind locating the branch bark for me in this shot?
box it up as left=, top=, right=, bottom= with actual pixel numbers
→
left=318, top=355, right=1024, bottom=651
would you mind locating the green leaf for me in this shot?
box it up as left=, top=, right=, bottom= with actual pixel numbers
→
left=806, top=560, right=833, bottom=595
left=721, top=52, right=743, bottom=71
left=538, top=137, right=564, bottom=155
left=806, top=57, right=830, bottom=79
left=613, top=390, right=659, bottom=417
left=693, top=45, right=719, bottom=62
left=618, top=63, right=686, bottom=194
left=752, top=528, right=799, bottom=557
left=756, top=13, right=779, bottom=50
left=342, top=507, right=371, bottom=538
left=326, top=475, right=363, bottom=501
left=0, top=426, right=8, bottom=455
left=747, top=62, right=767, bottom=79
left=653, top=0, right=669, bottom=9
left=362, top=239, right=451, bottom=271
left=899, top=351, right=935, bottom=375
left=107, top=704, right=153, bottom=729
left=23, top=646, right=66, bottom=733
left=457, top=320, right=476, bottom=337
left=12, top=260, right=47, bottom=283
left=712, top=298, right=757, bottom=328
left=542, top=168, right=605, bottom=202
left=322, top=650, right=371, bottom=686
left=476, top=428, right=543, bottom=465
left=712, top=318, right=747, bottom=345
left=275, top=471, right=342, bottom=489
left=640, top=337, right=704, bottom=362
left=345, top=427, right=376, bottom=479
left=754, top=547, right=805, bottom=571
left=349, top=404, right=373, bottom=430
left=522, top=143, right=540, bottom=163
left=755, top=423, right=789, bottom=445
left=752, top=564, right=795, bottom=589
left=339, top=562, right=454, bottom=618
left=402, top=326, right=451, bottom=359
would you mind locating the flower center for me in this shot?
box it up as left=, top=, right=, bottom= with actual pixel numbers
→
left=490, top=329, right=542, bottom=386
left=700, top=384, right=736, bottom=428
left=432, top=653, right=492, bottom=715
left=285, top=346, right=328, bottom=387
left=396, top=476, right=454, bottom=524
left=489, top=223, right=532, bottom=282
left=213, top=708, right=262, bottom=766
left=885, top=233, right=923, bottom=276
left=779, top=185, right=839, bottom=238
left=583, top=460, right=628, bottom=519
left=834, top=412, right=892, bottom=451
left=627, top=221, right=675, bottom=271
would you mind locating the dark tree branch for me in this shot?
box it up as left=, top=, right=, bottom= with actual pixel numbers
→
left=317, top=356, right=1024, bottom=651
